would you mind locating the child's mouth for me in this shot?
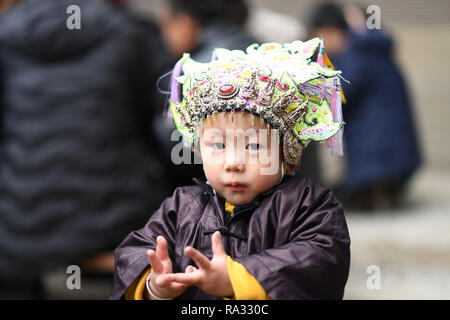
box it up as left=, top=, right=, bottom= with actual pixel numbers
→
left=226, top=182, right=246, bottom=192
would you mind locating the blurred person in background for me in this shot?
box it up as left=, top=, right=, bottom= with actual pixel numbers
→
left=308, top=2, right=421, bottom=211
left=159, top=0, right=254, bottom=63
left=0, top=0, right=168, bottom=298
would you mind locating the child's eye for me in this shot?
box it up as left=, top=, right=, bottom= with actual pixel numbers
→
left=246, top=143, right=260, bottom=150
left=211, top=143, right=225, bottom=150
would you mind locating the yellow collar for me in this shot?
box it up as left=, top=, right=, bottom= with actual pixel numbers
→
left=225, top=202, right=235, bottom=216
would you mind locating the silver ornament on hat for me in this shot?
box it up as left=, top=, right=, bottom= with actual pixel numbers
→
left=257, top=78, right=276, bottom=107
left=239, top=71, right=259, bottom=101
left=273, top=89, right=297, bottom=117
left=283, top=100, right=308, bottom=132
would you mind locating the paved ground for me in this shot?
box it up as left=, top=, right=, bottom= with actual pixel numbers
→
left=344, top=168, right=450, bottom=299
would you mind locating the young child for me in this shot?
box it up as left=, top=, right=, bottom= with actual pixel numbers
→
left=110, top=39, right=351, bottom=300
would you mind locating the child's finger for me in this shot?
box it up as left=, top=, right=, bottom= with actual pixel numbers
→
left=147, top=249, right=164, bottom=274
left=157, top=274, right=191, bottom=291
left=211, top=231, right=226, bottom=256
left=156, top=236, right=169, bottom=261
left=168, top=281, right=190, bottom=292
left=163, top=272, right=200, bottom=285
left=185, top=246, right=211, bottom=270
left=185, top=265, right=197, bottom=273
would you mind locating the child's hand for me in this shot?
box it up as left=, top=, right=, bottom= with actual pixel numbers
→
left=159, top=231, right=234, bottom=297
left=146, top=236, right=191, bottom=299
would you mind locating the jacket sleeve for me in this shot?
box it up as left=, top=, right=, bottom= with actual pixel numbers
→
left=233, top=183, right=351, bottom=300
left=109, top=193, right=179, bottom=300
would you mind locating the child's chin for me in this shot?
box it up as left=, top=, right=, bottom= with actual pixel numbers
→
left=225, top=194, right=256, bottom=206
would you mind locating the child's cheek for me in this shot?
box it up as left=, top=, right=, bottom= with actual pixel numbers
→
left=256, top=147, right=278, bottom=168
left=203, top=149, right=223, bottom=166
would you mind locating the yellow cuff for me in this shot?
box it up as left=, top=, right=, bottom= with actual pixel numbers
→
left=225, top=256, right=270, bottom=300
left=124, top=267, right=151, bottom=300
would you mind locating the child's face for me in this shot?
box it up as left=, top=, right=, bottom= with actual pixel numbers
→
left=200, top=111, right=283, bottom=206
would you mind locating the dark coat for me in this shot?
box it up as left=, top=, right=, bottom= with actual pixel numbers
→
left=335, top=30, right=421, bottom=193
left=0, top=0, right=168, bottom=284
left=111, top=176, right=351, bottom=300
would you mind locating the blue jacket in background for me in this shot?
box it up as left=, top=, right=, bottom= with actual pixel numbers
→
left=335, top=30, right=422, bottom=194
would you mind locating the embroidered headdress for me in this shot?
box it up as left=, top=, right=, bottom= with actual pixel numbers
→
left=169, top=38, right=345, bottom=166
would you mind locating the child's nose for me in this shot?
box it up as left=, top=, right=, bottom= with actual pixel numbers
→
left=224, top=149, right=245, bottom=172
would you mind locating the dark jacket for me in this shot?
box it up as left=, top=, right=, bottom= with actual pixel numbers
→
left=111, top=176, right=351, bottom=300
left=335, top=30, right=421, bottom=193
left=0, top=0, right=167, bottom=284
